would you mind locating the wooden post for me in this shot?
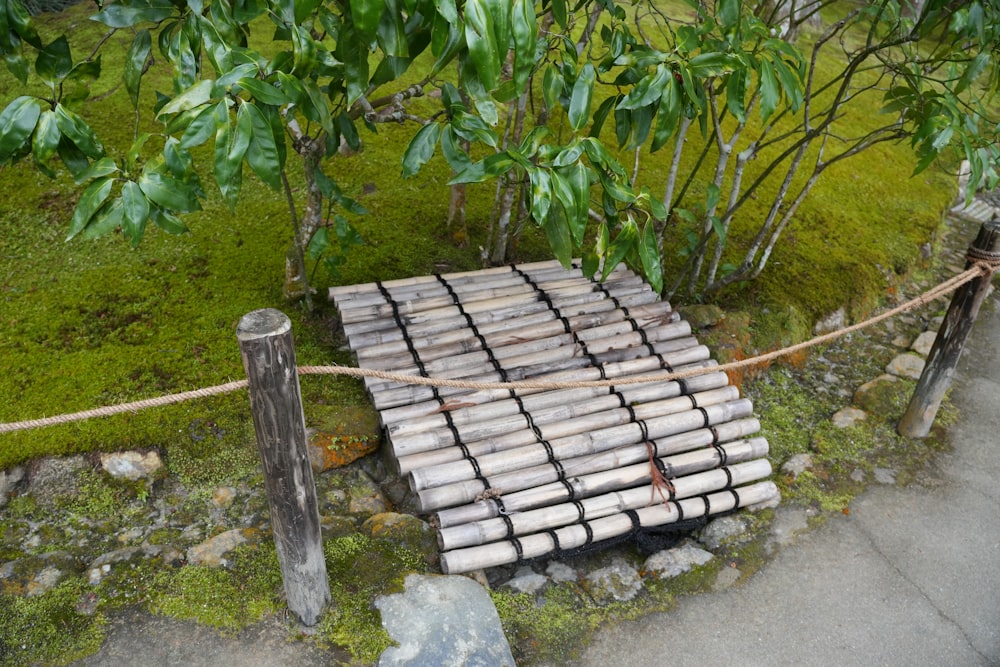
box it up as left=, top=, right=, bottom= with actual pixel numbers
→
left=898, top=218, right=1000, bottom=438
left=237, top=309, right=330, bottom=626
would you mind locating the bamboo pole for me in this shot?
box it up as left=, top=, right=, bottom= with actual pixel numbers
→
left=412, top=398, right=755, bottom=508
left=359, top=307, right=682, bottom=371
left=433, top=418, right=761, bottom=527
left=361, top=322, right=694, bottom=394
left=328, top=258, right=569, bottom=298
left=437, top=457, right=771, bottom=551
left=436, top=437, right=769, bottom=548
left=354, top=301, right=677, bottom=361
left=377, top=360, right=718, bottom=427
left=332, top=265, right=586, bottom=310
left=389, top=372, right=731, bottom=460
left=367, top=342, right=711, bottom=410
left=346, top=291, right=665, bottom=350
left=899, top=217, right=1000, bottom=437
left=340, top=270, right=648, bottom=335
left=393, top=385, right=740, bottom=467
left=437, top=481, right=779, bottom=574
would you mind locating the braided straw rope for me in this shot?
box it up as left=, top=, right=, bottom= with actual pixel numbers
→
left=1, top=261, right=997, bottom=435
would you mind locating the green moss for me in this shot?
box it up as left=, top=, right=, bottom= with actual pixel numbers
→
left=147, top=544, right=282, bottom=632
left=313, top=534, right=429, bottom=663
left=0, top=578, right=107, bottom=667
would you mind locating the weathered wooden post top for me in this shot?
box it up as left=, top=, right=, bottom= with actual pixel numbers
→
left=237, top=308, right=330, bottom=626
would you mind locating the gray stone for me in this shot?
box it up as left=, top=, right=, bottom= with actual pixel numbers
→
left=886, top=353, right=925, bottom=380
left=545, top=561, right=578, bottom=583
left=891, top=334, right=912, bottom=348
left=584, top=558, right=642, bottom=603
left=767, top=506, right=812, bottom=552
left=713, top=565, right=742, bottom=591
left=28, top=456, right=87, bottom=506
left=910, top=331, right=938, bottom=356
left=504, top=566, right=548, bottom=594
left=679, top=304, right=725, bottom=330
left=348, top=493, right=388, bottom=515
left=186, top=528, right=251, bottom=567
left=27, top=566, right=64, bottom=597
left=100, top=451, right=163, bottom=481
left=831, top=407, right=867, bottom=429
left=699, top=516, right=749, bottom=550
left=376, top=573, right=515, bottom=667
left=643, top=541, right=713, bottom=578
left=211, top=486, right=237, bottom=509
left=780, top=453, right=813, bottom=479
left=874, top=468, right=897, bottom=485
left=0, top=466, right=24, bottom=507
left=814, top=308, right=847, bottom=335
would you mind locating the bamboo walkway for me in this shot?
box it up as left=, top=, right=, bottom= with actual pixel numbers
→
left=330, top=260, right=778, bottom=573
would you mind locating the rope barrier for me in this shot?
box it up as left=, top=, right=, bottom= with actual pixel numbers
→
left=1, top=260, right=996, bottom=435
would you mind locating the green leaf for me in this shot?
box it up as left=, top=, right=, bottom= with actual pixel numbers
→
left=31, top=108, right=60, bottom=165
left=638, top=220, right=663, bottom=293
left=121, top=181, right=150, bottom=242
left=652, top=76, right=681, bottom=152
left=138, top=171, right=201, bottom=212
left=350, top=0, right=383, bottom=39
left=307, top=226, right=331, bottom=261
left=689, top=52, right=738, bottom=78
left=82, top=198, right=124, bottom=240
left=156, top=79, right=214, bottom=118
left=57, top=137, right=89, bottom=178
left=542, top=65, right=564, bottom=112
left=72, top=157, right=118, bottom=184
left=464, top=0, right=501, bottom=91
left=125, top=30, right=152, bottom=109
left=451, top=110, right=498, bottom=147
left=581, top=250, right=600, bottom=279
left=511, top=0, right=537, bottom=95
left=237, top=77, right=292, bottom=106
left=0, top=96, right=39, bottom=163
left=529, top=167, right=552, bottom=223
left=7, top=0, right=41, bottom=48
left=181, top=101, right=226, bottom=149
left=150, top=206, right=189, bottom=234
left=543, top=203, right=573, bottom=268
left=5, top=53, right=29, bottom=85
left=568, top=63, right=596, bottom=131
left=244, top=102, right=283, bottom=189
left=376, top=0, right=408, bottom=58
left=213, top=102, right=252, bottom=210
left=956, top=51, right=990, bottom=95
left=66, top=176, right=113, bottom=240
left=401, top=122, right=441, bottom=177
left=770, top=56, right=802, bottom=111
left=598, top=170, right=635, bottom=204
left=759, top=60, right=779, bottom=121
left=589, top=95, right=616, bottom=139
left=53, top=104, right=103, bottom=158
left=614, top=106, right=631, bottom=147
left=618, top=65, right=671, bottom=111
left=718, top=0, right=740, bottom=33
left=92, top=1, right=175, bottom=28
left=563, top=162, right=591, bottom=242
left=440, top=126, right=472, bottom=172
left=35, top=35, right=73, bottom=83
left=602, top=219, right=638, bottom=280
left=550, top=0, right=567, bottom=28
left=725, top=69, right=747, bottom=122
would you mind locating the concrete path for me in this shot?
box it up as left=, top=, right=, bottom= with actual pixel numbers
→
left=575, top=293, right=1000, bottom=667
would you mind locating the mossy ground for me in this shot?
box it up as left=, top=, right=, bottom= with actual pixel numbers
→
left=0, top=3, right=971, bottom=666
